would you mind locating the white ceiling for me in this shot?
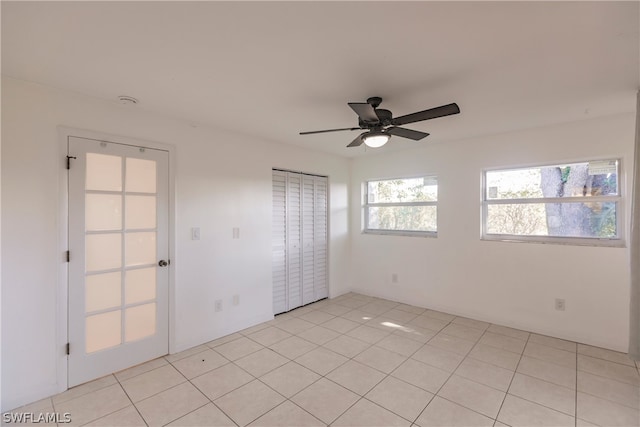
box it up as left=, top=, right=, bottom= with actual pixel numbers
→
left=2, top=1, right=639, bottom=157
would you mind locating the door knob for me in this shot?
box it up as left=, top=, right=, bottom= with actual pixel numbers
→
left=158, top=260, right=168, bottom=267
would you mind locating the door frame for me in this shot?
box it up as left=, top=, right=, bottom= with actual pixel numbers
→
left=57, top=126, right=176, bottom=393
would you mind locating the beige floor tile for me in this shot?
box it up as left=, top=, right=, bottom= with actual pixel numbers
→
left=340, top=309, right=375, bottom=323
left=334, top=298, right=369, bottom=309
left=498, top=394, right=574, bottom=427
left=578, top=370, right=639, bottom=409
left=239, top=321, right=271, bottom=336
left=171, top=349, right=229, bottom=379
left=321, top=316, right=360, bottom=334
left=295, top=347, right=348, bottom=375
left=9, top=397, right=54, bottom=414
left=273, top=317, right=316, bottom=335
left=298, top=310, right=335, bottom=325
left=524, top=342, right=576, bottom=369
left=441, top=323, right=485, bottom=342
left=247, top=326, right=292, bottom=347
left=383, top=308, right=420, bottom=323
left=452, top=317, right=490, bottom=331
left=529, top=334, right=576, bottom=353
left=353, top=345, right=407, bottom=374
left=190, top=363, right=254, bottom=401
left=391, top=358, right=450, bottom=394
left=120, top=364, right=186, bottom=402
left=164, top=345, right=210, bottom=363
left=577, top=392, right=640, bottom=427
left=167, top=402, right=236, bottom=426
left=578, top=354, right=640, bottom=386
left=322, top=335, right=370, bottom=358
left=345, top=324, right=391, bottom=344
left=296, top=326, right=340, bottom=345
left=234, top=348, right=288, bottom=377
left=248, top=401, right=325, bottom=426
left=479, top=332, right=526, bottom=354
left=332, top=398, right=410, bottom=427
left=115, top=358, right=168, bottom=382
left=394, top=303, right=426, bottom=315
left=455, top=357, right=514, bottom=392
left=576, top=418, right=599, bottom=427
left=422, top=310, right=456, bottom=322
left=316, top=303, right=353, bottom=317
left=486, top=324, right=530, bottom=341
left=411, top=344, right=465, bottom=372
left=52, top=375, right=117, bottom=405
left=366, top=376, right=434, bottom=421
left=415, top=396, right=493, bottom=427
left=375, top=334, right=424, bottom=357
left=392, top=325, right=436, bottom=343
left=577, top=344, right=636, bottom=366
left=517, top=355, right=576, bottom=389
left=291, top=378, right=359, bottom=424
left=259, top=361, right=320, bottom=398
left=214, top=337, right=264, bottom=361
left=508, top=373, right=575, bottom=416
left=135, top=382, right=208, bottom=426
left=291, top=304, right=321, bottom=317
left=438, top=375, right=505, bottom=419
left=85, top=405, right=146, bottom=426
left=468, top=343, right=521, bottom=371
left=429, top=333, right=476, bottom=356
left=326, top=360, right=386, bottom=395
left=268, top=335, right=318, bottom=359
left=214, top=380, right=285, bottom=427
left=53, top=384, right=131, bottom=426
left=365, top=315, right=411, bottom=332
left=206, top=332, right=243, bottom=348
left=409, top=315, right=450, bottom=332
left=360, top=302, right=395, bottom=316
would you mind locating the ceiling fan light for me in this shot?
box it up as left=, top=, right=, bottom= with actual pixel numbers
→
left=363, top=133, right=390, bottom=148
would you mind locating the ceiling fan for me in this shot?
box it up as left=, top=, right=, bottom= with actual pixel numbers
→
left=300, top=97, right=460, bottom=148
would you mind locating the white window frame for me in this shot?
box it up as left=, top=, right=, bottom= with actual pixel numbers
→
left=481, top=159, right=624, bottom=247
left=363, top=175, right=438, bottom=237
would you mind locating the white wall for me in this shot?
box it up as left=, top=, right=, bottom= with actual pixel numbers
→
left=0, top=77, right=351, bottom=411
left=350, top=113, right=635, bottom=352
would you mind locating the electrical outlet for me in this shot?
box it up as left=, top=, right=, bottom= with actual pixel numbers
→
left=233, top=295, right=240, bottom=306
left=391, top=273, right=398, bottom=284
left=191, top=227, right=200, bottom=240
left=233, top=227, right=240, bottom=239
left=215, top=299, right=223, bottom=312
left=555, top=298, right=566, bottom=311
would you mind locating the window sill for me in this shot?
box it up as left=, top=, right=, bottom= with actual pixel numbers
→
left=363, top=230, right=437, bottom=238
left=481, top=234, right=625, bottom=248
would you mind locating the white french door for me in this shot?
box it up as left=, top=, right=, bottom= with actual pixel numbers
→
left=272, top=170, right=328, bottom=315
left=68, top=136, right=169, bottom=387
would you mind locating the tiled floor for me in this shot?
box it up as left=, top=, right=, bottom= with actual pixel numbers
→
left=6, top=293, right=640, bottom=426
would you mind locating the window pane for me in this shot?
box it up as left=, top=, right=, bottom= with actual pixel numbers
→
left=86, top=310, right=121, bottom=353
left=125, top=267, right=156, bottom=304
left=125, top=303, right=156, bottom=342
left=486, top=160, right=618, bottom=200
left=85, top=272, right=121, bottom=312
left=125, top=195, right=156, bottom=229
left=368, top=206, right=437, bottom=232
left=86, top=194, right=122, bottom=231
left=86, top=234, right=122, bottom=272
left=125, top=232, right=156, bottom=266
left=486, top=202, right=617, bottom=238
left=126, top=158, right=156, bottom=193
left=368, top=177, right=437, bottom=203
left=86, top=153, right=122, bottom=192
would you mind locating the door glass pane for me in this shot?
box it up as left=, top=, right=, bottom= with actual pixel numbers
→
left=86, top=154, right=122, bottom=191
left=86, top=194, right=122, bottom=231
left=125, top=303, right=156, bottom=342
left=125, top=195, right=156, bottom=229
left=86, top=310, right=121, bottom=353
left=86, top=234, right=121, bottom=271
left=126, top=158, right=156, bottom=193
left=86, top=272, right=121, bottom=312
left=125, top=232, right=156, bottom=266
left=125, top=268, right=156, bottom=304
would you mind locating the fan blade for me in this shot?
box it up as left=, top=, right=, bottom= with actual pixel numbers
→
left=392, top=103, right=460, bottom=126
left=348, top=102, right=379, bottom=122
left=347, top=132, right=367, bottom=147
left=386, top=127, right=430, bottom=141
left=300, top=127, right=361, bottom=135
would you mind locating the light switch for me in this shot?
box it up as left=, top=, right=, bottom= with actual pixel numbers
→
left=191, top=227, right=200, bottom=240
left=233, top=227, right=240, bottom=239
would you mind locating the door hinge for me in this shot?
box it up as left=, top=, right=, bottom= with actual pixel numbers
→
left=66, top=251, right=70, bottom=262
left=66, top=343, right=70, bottom=355
left=66, top=156, right=76, bottom=170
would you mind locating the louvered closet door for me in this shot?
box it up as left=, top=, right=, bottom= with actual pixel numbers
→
left=314, top=177, right=328, bottom=299
left=286, top=173, right=303, bottom=311
left=302, top=176, right=316, bottom=305
left=272, top=171, right=287, bottom=314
